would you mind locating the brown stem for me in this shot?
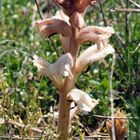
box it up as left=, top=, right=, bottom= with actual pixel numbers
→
left=99, top=0, right=107, bottom=26
left=57, top=25, right=79, bottom=139
left=35, top=0, right=43, bottom=20
left=57, top=77, right=75, bottom=140
left=57, top=94, right=71, bottom=140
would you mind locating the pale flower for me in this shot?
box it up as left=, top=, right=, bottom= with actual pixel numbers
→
left=35, top=18, right=72, bottom=38
left=77, top=26, right=114, bottom=48
left=76, top=43, right=115, bottom=74
left=33, top=53, right=73, bottom=88
left=53, top=10, right=71, bottom=52
left=70, top=105, right=81, bottom=120
left=36, top=10, right=72, bottom=52
left=68, top=89, right=99, bottom=113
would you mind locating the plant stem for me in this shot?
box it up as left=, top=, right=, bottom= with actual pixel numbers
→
left=110, top=53, right=116, bottom=140
left=58, top=94, right=71, bottom=140
left=99, top=1, right=107, bottom=26
left=35, top=0, right=43, bottom=20
left=57, top=25, right=79, bottom=140
left=57, top=77, right=76, bottom=140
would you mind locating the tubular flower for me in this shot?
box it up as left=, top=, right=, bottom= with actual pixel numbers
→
left=36, top=10, right=71, bottom=52
left=36, top=18, right=72, bottom=38
left=76, top=43, right=115, bottom=74
left=77, top=26, right=115, bottom=48
left=33, top=53, right=73, bottom=88
left=54, top=11, right=71, bottom=52
left=67, top=89, right=99, bottom=113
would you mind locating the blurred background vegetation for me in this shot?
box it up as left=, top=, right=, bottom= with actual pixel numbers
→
left=0, top=0, right=139, bottom=139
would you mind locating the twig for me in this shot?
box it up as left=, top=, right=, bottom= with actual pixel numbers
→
left=110, top=8, right=140, bottom=13
left=125, top=0, right=130, bottom=44
left=92, top=114, right=129, bottom=119
left=74, top=135, right=110, bottom=139
left=115, top=34, right=125, bottom=46
left=35, top=0, right=60, bottom=57
left=113, top=35, right=127, bottom=68
left=129, top=0, right=140, bottom=9
left=0, top=135, right=41, bottom=140
left=93, top=121, right=105, bottom=136
left=109, top=53, right=116, bottom=140
left=129, top=42, right=140, bottom=53
left=77, top=120, right=92, bottom=136
left=35, top=0, right=43, bottom=20
left=7, top=119, right=43, bottom=133
left=98, top=1, right=127, bottom=68
left=47, top=1, right=60, bottom=57
left=99, top=0, right=107, bottom=26
left=119, top=0, right=125, bottom=8
left=49, top=37, right=60, bottom=57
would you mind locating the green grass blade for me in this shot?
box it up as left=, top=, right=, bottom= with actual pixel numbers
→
left=0, top=0, right=2, bottom=16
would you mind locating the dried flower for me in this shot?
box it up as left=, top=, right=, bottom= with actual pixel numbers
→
left=68, top=89, right=99, bottom=113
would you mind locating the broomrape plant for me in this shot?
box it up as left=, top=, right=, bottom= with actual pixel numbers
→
left=33, top=0, right=115, bottom=139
